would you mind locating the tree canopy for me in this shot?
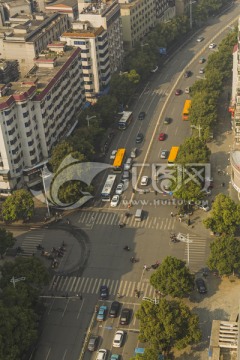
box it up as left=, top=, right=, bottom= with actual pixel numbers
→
left=136, top=298, right=201, bottom=353
left=203, top=194, right=240, bottom=235
left=177, top=137, right=211, bottom=165
left=2, top=190, right=34, bottom=223
left=207, top=235, right=240, bottom=276
left=0, top=228, right=15, bottom=257
left=150, top=256, right=194, bottom=298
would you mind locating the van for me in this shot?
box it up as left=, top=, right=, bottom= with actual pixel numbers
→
left=135, top=209, right=143, bottom=222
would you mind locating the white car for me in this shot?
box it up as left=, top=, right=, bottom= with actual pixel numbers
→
left=110, top=195, right=120, bottom=207
left=110, top=150, right=117, bottom=160
left=140, top=176, right=149, bottom=186
left=199, top=203, right=210, bottom=212
left=185, top=87, right=190, bottom=94
left=124, top=158, right=132, bottom=171
left=209, top=43, right=216, bottom=49
left=196, top=36, right=204, bottom=42
left=160, top=150, right=168, bottom=159
left=96, top=349, right=108, bottom=360
left=115, top=183, right=124, bottom=195
left=112, top=330, right=124, bottom=348
left=199, top=68, right=204, bottom=74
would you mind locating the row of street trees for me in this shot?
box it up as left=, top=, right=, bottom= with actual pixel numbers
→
left=130, top=256, right=201, bottom=359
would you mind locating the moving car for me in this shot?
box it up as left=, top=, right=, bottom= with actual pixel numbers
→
left=96, top=349, right=108, bottom=360
left=120, top=308, right=131, bottom=325
left=209, top=43, right=216, bottom=49
left=196, top=36, right=204, bottom=42
left=175, top=89, right=182, bottom=96
left=87, top=335, right=99, bottom=351
left=140, top=176, right=149, bottom=186
left=113, top=330, right=124, bottom=348
left=97, top=305, right=107, bottom=321
left=99, top=285, right=109, bottom=300
left=158, top=132, right=165, bottom=141
left=160, top=150, right=168, bottom=159
left=199, top=68, right=205, bottom=74
left=138, top=111, right=146, bottom=120
left=184, top=70, right=191, bottom=78
left=111, top=195, right=120, bottom=207
left=199, top=57, right=206, bottom=64
left=164, top=117, right=171, bottom=124
left=131, top=147, right=137, bottom=158
left=109, top=301, right=120, bottom=318
left=136, top=133, right=144, bottom=143
left=115, top=183, right=124, bottom=195
left=124, top=158, right=132, bottom=171
left=196, top=278, right=207, bottom=294
left=110, top=150, right=117, bottom=160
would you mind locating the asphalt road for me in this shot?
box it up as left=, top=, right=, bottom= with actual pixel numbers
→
left=31, top=3, right=240, bottom=360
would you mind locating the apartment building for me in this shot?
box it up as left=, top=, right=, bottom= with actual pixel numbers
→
left=230, top=17, right=240, bottom=197
left=0, top=45, right=85, bottom=195
left=61, top=21, right=110, bottom=101
left=119, top=0, right=175, bottom=50
left=45, top=0, right=79, bottom=21
left=0, top=0, right=32, bottom=25
left=78, top=0, right=123, bottom=73
left=0, top=12, right=70, bottom=76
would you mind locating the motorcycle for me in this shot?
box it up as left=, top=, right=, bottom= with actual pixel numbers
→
left=130, top=257, right=139, bottom=263
left=36, top=244, right=44, bottom=250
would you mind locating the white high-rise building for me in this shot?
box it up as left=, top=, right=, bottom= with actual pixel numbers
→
left=0, top=44, right=85, bottom=195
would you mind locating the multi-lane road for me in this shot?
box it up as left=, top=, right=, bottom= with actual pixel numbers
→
left=31, top=3, right=240, bottom=360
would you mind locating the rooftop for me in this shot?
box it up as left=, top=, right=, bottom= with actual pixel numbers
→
left=80, top=0, right=114, bottom=15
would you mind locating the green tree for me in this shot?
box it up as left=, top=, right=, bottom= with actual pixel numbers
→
left=129, top=347, right=163, bottom=360
left=150, top=256, right=194, bottom=298
left=207, top=235, right=240, bottom=276
left=189, top=91, right=217, bottom=128
left=203, top=194, right=240, bottom=235
left=110, top=73, right=137, bottom=106
left=2, top=190, right=34, bottom=223
left=49, top=141, right=85, bottom=172
left=93, top=95, right=118, bottom=128
left=136, top=298, right=201, bottom=353
left=174, top=181, right=204, bottom=203
left=0, top=228, right=15, bottom=258
left=176, top=137, right=211, bottom=165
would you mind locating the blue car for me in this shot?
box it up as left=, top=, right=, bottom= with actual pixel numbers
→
left=97, top=305, right=107, bottom=321
left=111, top=355, right=121, bottom=360
left=100, top=285, right=109, bottom=300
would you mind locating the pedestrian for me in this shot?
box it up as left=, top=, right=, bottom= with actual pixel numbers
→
left=143, top=265, right=147, bottom=270
left=187, top=219, right=190, bottom=226
left=171, top=212, right=174, bottom=217
left=179, top=217, right=182, bottom=223
left=221, top=182, right=225, bottom=187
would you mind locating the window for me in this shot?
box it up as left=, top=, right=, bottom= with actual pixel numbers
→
left=23, top=111, right=29, bottom=118
left=4, top=109, right=11, bottom=116
left=21, top=103, right=27, bottom=108
left=6, top=118, right=13, bottom=126
left=73, top=40, right=86, bottom=45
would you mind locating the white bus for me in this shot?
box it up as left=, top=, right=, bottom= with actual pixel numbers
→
left=101, top=174, right=117, bottom=201
left=118, top=111, right=133, bottom=130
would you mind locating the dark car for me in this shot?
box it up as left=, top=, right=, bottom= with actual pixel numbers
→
left=138, top=111, right=146, bottom=120
left=109, top=301, right=121, bottom=318
left=184, top=70, right=191, bottom=78
left=175, top=89, right=182, bottom=96
left=164, top=117, right=171, bottom=125
left=100, top=285, right=109, bottom=300
left=136, top=133, right=144, bottom=144
left=196, top=278, right=207, bottom=294
left=120, top=308, right=131, bottom=325
left=87, top=335, right=99, bottom=351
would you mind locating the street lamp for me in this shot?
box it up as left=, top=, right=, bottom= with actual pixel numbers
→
left=41, top=165, right=51, bottom=218
left=86, top=115, right=97, bottom=127
left=191, top=124, right=202, bottom=138
left=176, top=232, right=193, bottom=267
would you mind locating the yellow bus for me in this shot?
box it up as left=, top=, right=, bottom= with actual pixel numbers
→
left=113, top=148, right=126, bottom=172
left=168, top=146, right=179, bottom=165
left=182, top=100, right=192, bottom=120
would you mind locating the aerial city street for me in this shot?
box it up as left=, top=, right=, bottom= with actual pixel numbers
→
left=0, top=0, right=240, bottom=360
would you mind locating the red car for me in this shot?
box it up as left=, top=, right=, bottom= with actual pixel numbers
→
left=175, top=89, right=182, bottom=96
left=158, top=132, right=165, bottom=141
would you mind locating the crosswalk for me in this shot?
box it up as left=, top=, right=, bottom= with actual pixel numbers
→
left=49, top=275, right=157, bottom=299
left=183, top=234, right=207, bottom=272
left=78, top=211, right=176, bottom=231
left=20, top=231, right=45, bottom=257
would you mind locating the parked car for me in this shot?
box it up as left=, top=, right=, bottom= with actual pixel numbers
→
left=160, top=150, right=168, bottom=159
left=209, top=43, right=216, bottom=49
left=111, top=355, right=121, bottom=360
left=185, top=87, right=190, bottom=94
left=158, top=132, right=165, bottom=141
left=115, top=183, right=124, bottom=195
left=184, top=70, right=191, bottom=78
left=120, top=308, right=131, bottom=325
left=138, top=111, right=146, bottom=120
left=109, top=301, right=120, bottom=318
left=87, top=335, right=99, bottom=351
left=199, top=57, right=206, bottom=64
left=140, top=176, right=149, bottom=186
left=99, top=285, right=109, bottom=300
left=196, top=278, right=207, bottom=294
left=96, top=349, right=108, bottom=360
left=113, top=330, right=124, bottom=347
left=199, top=203, right=210, bottom=212
left=196, top=36, right=204, bottom=42
left=199, top=68, right=205, bottom=74
left=97, top=305, right=107, bottom=321
left=164, top=117, right=171, bottom=124
left=175, top=89, right=182, bottom=96
left=111, top=195, right=120, bottom=207
left=136, top=133, right=144, bottom=143
left=110, top=150, right=117, bottom=160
